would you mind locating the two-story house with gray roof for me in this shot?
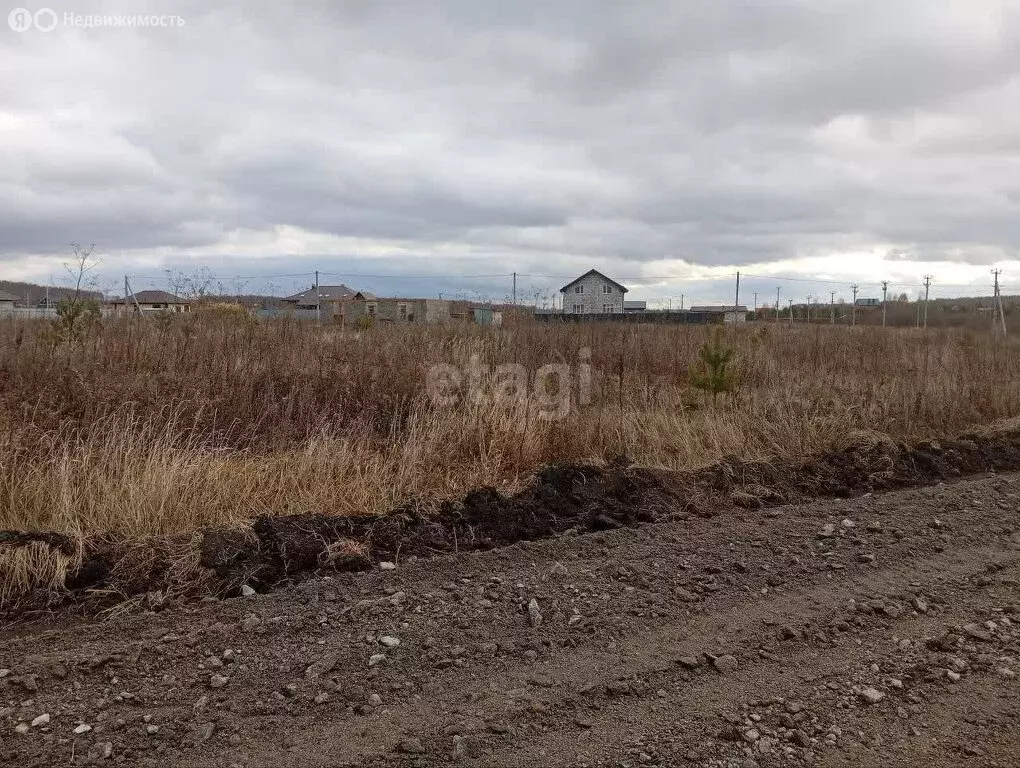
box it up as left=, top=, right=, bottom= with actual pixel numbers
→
left=559, top=269, right=628, bottom=314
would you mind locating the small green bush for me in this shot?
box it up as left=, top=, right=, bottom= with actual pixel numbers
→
left=688, top=327, right=737, bottom=404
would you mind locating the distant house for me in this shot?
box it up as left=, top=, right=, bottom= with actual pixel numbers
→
left=855, top=298, right=881, bottom=306
left=559, top=270, right=628, bottom=314
left=111, top=290, right=191, bottom=314
left=0, top=290, right=17, bottom=311
left=279, top=284, right=371, bottom=320
left=282, top=284, right=357, bottom=309
left=689, top=305, right=748, bottom=323
left=623, top=300, right=646, bottom=313
left=345, top=297, right=451, bottom=325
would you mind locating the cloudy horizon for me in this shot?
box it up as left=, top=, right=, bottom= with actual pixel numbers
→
left=3, top=0, right=1020, bottom=306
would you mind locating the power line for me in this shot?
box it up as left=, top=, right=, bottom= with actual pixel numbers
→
left=127, top=272, right=317, bottom=281
left=319, top=271, right=513, bottom=279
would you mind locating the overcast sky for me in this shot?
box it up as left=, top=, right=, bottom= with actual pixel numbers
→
left=2, top=0, right=1020, bottom=305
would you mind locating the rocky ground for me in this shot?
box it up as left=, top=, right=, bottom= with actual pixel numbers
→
left=2, top=472, right=1019, bottom=767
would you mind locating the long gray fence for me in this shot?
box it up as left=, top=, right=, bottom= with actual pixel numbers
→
left=536, top=310, right=724, bottom=325
left=0, top=307, right=118, bottom=319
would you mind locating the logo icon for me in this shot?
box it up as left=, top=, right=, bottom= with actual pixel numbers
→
left=8, top=7, right=33, bottom=31
left=7, top=7, right=58, bottom=32
left=33, top=7, right=56, bottom=31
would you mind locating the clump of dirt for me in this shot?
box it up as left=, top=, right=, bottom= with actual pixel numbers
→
left=700, top=428, right=1020, bottom=509
left=200, top=459, right=673, bottom=589
left=4, top=425, right=1020, bottom=611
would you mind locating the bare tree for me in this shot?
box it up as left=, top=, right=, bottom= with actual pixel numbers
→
left=65, top=242, right=100, bottom=301
left=57, top=243, right=102, bottom=339
left=165, top=267, right=218, bottom=300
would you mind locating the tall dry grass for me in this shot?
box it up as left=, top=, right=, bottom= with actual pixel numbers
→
left=2, top=314, right=1019, bottom=548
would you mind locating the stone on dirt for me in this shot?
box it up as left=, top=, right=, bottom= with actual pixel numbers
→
left=713, top=655, right=738, bottom=673
left=379, top=561, right=397, bottom=571
left=858, top=687, right=885, bottom=705
left=527, top=598, right=543, bottom=627
left=305, top=654, right=338, bottom=679
left=397, top=738, right=425, bottom=754
left=962, top=623, right=992, bottom=641
left=240, top=584, right=256, bottom=597
left=31, top=714, right=50, bottom=727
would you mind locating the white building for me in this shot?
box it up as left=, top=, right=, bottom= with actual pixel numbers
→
left=689, top=305, right=748, bottom=323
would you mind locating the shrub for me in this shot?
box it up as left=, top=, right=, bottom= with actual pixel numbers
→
left=688, top=327, right=737, bottom=403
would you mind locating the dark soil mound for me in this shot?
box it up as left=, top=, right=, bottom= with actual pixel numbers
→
left=200, top=459, right=674, bottom=588
left=5, top=425, right=1020, bottom=610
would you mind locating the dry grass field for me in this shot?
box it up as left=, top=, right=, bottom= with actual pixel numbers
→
left=2, top=312, right=1020, bottom=601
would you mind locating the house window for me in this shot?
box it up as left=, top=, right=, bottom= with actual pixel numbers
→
left=603, top=303, right=613, bottom=313
left=572, top=303, right=584, bottom=313
left=603, top=284, right=612, bottom=294
left=397, top=303, right=408, bottom=320
left=366, top=303, right=377, bottom=316
left=574, top=285, right=583, bottom=294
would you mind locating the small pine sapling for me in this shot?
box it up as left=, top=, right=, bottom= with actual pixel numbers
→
left=688, top=327, right=737, bottom=404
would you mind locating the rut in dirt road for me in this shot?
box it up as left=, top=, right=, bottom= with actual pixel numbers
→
left=2, top=473, right=1020, bottom=767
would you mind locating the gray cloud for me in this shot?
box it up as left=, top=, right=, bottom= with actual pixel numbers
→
left=2, top=0, right=1020, bottom=295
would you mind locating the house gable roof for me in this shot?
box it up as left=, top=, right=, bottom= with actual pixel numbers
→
left=559, top=269, right=628, bottom=294
left=115, top=290, right=186, bottom=304
left=0, top=290, right=18, bottom=302
left=283, top=284, right=356, bottom=304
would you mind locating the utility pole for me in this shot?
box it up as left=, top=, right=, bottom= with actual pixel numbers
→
left=922, top=275, right=932, bottom=329
left=881, top=281, right=888, bottom=327
left=830, top=291, right=836, bottom=324
left=776, top=287, right=780, bottom=323
left=124, top=275, right=129, bottom=316
left=126, top=276, right=141, bottom=314
left=315, top=270, right=320, bottom=324
left=512, top=272, right=517, bottom=306
left=734, top=271, right=740, bottom=312
left=788, top=299, right=794, bottom=327
left=806, top=295, right=812, bottom=323
left=851, top=284, right=858, bottom=326
left=992, top=269, right=1007, bottom=335
left=680, top=293, right=684, bottom=311
left=753, top=291, right=757, bottom=319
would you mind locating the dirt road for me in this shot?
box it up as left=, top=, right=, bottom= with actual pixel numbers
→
left=2, top=472, right=1019, bottom=767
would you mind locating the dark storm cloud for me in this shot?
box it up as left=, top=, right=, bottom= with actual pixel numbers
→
left=2, top=0, right=1020, bottom=289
